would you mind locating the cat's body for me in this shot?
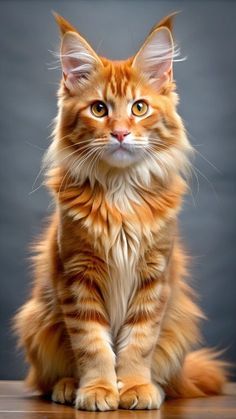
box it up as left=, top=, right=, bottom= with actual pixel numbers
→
left=14, top=13, right=227, bottom=411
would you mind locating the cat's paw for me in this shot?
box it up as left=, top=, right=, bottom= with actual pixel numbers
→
left=52, top=377, right=78, bottom=405
left=75, top=381, right=119, bottom=411
left=118, top=379, right=165, bottom=410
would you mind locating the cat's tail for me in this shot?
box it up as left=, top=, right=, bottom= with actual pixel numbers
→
left=166, top=348, right=228, bottom=398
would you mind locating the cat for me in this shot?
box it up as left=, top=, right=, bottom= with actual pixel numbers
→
left=13, top=12, right=227, bottom=411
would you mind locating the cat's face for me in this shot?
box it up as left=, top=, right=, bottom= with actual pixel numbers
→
left=59, top=61, right=178, bottom=170
left=50, top=14, right=191, bottom=184
left=66, top=66, right=159, bottom=169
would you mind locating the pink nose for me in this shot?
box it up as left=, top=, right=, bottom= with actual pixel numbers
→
left=111, top=129, right=130, bottom=143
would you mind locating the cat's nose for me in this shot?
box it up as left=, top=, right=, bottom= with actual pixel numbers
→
left=111, top=129, right=130, bottom=143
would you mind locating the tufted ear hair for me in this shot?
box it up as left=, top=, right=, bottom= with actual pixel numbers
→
left=53, top=13, right=103, bottom=92
left=132, top=26, right=174, bottom=91
left=148, top=11, right=179, bottom=36
left=132, top=13, right=177, bottom=91
left=53, top=11, right=78, bottom=36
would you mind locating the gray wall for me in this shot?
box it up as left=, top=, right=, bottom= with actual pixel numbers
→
left=0, top=0, right=235, bottom=379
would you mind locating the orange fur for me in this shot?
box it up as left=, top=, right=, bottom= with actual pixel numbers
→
left=13, top=13, right=228, bottom=411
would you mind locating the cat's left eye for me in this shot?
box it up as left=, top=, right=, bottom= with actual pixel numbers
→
left=91, top=101, right=108, bottom=118
left=132, top=100, right=148, bottom=117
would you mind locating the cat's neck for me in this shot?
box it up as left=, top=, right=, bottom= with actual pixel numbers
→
left=46, top=164, right=186, bottom=217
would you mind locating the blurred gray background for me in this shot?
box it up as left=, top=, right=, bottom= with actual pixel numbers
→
left=0, top=0, right=235, bottom=380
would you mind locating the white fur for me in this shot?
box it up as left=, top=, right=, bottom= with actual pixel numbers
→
left=60, top=32, right=101, bottom=90
left=132, top=27, right=178, bottom=89
left=101, top=134, right=148, bottom=168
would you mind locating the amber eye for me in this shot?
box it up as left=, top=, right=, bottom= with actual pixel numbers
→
left=131, top=100, right=148, bottom=117
left=91, top=101, right=108, bottom=118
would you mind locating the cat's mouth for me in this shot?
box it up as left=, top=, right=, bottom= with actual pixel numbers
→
left=101, top=142, right=143, bottom=168
left=109, top=143, right=133, bottom=153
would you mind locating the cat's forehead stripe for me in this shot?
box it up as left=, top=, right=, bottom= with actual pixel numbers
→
left=105, top=63, right=132, bottom=98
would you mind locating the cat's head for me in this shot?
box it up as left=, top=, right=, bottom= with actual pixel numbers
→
left=48, top=13, right=192, bottom=186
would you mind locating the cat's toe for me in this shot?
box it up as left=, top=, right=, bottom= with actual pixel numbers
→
left=119, top=381, right=164, bottom=410
left=52, top=377, right=78, bottom=405
left=75, top=382, right=119, bottom=411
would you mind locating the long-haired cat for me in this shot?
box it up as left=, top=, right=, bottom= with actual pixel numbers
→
left=14, top=13, right=227, bottom=411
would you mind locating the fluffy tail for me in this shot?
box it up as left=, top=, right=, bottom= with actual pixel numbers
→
left=166, top=349, right=228, bottom=398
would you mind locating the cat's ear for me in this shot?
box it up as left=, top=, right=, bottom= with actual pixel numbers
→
left=53, top=12, right=78, bottom=35
left=60, top=31, right=103, bottom=91
left=147, top=11, right=178, bottom=36
left=132, top=23, right=175, bottom=91
left=53, top=13, right=103, bottom=92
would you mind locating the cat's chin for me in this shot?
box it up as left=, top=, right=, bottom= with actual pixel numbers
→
left=101, top=147, right=142, bottom=169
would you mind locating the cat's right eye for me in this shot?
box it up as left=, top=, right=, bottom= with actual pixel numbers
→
left=91, top=101, right=108, bottom=118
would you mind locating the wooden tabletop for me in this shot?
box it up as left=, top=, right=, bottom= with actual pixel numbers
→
left=0, top=381, right=235, bottom=419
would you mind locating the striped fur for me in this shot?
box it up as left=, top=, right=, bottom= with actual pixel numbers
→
left=13, top=13, right=227, bottom=411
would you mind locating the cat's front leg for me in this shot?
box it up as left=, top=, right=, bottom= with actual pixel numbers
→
left=59, top=272, right=119, bottom=411
left=116, top=278, right=170, bottom=410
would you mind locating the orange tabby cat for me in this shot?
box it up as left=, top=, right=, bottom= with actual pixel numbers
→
left=14, top=13, right=227, bottom=411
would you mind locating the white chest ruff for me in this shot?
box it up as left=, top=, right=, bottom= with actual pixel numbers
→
left=104, top=227, right=140, bottom=339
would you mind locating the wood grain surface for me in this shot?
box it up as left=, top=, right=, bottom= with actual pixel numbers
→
left=0, top=381, right=235, bottom=419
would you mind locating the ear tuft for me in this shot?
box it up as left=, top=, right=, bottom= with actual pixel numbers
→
left=132, top=27, right=174, bottom=91
left=148, top=11, right=179, bottom=35
left=53, top=11, right=77, bottom=36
